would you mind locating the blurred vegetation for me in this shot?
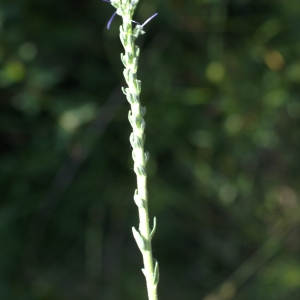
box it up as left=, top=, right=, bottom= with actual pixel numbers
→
left=1, top=0, right=300, bottom=299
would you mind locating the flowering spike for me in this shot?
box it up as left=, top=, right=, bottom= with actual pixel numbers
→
left=104, top=1, right=159, bottom=299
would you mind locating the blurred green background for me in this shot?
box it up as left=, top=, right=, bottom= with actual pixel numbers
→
left=1, top=0, right=300, bottom=299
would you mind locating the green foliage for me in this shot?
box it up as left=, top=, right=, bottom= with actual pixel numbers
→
left=1, top=0, right=300, bottom=299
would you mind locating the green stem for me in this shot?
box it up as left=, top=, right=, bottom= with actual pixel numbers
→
left=108, top=1, right=159, bottom=299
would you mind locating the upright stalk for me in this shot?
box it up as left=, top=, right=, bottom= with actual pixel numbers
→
left=106, top=1, right=159, bottom=299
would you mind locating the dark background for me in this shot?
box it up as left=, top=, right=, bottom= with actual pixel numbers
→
left=1, top=0, right=300, bottom=299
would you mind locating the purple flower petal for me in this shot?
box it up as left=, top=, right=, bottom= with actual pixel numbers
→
left=107, top=11, right=117, bottom=29
left=141, top=13, right=158, bottom=27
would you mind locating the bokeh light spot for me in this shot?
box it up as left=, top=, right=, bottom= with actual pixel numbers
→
left=206, top=62, right=225, bottom=82
left=224, top=114, right=243, bottom=134
left=19, top=42, right=38, bottom=61
left=4, top=60, right=26, bottom=82
left=264, top=50, right=285, bottom=71
left=219, top=183, right=237, bottom=205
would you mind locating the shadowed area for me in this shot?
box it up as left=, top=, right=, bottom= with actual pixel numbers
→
left=1, top=0, right=300, bottom=299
